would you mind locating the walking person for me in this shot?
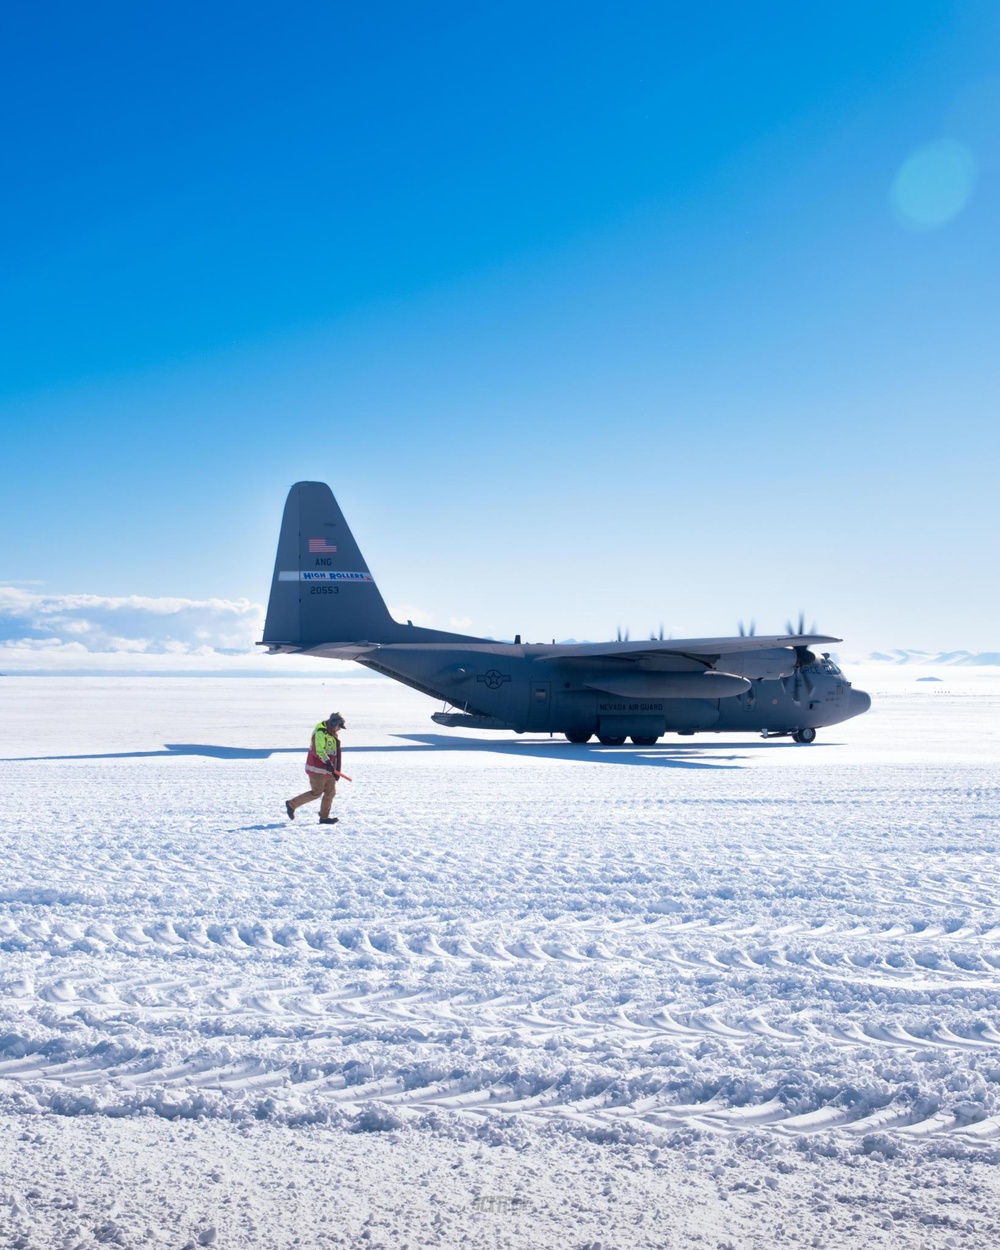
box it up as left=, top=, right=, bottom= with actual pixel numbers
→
left=285, top=713, right=346, bottom=825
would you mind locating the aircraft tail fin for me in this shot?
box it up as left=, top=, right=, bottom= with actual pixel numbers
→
left=262, top=481, right=479, bottom=650
left=262, top=481, right=404, bottom=648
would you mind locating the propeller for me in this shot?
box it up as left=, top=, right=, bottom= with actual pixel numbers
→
left=616, top=625, right=631, bottom=643
left=784, top=610, right=816, bottom=637
left=781, top=611, right=819, bottom=703
left=738, top=619, right=756, bottom=637
left=649, top=624, right=665, bottom=641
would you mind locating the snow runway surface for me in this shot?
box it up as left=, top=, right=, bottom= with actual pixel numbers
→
left=1, top=674, right=999, bottom=1247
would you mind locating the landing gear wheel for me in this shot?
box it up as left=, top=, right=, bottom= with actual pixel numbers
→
left=793, top=727, right=817, bottom=744
left=597, top=735, right=627, bottom=746
left=630, top=735, right=658, bottom=746
left=565, top=731, right=592, bottom=744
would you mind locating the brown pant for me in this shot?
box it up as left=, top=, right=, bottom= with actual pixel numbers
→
left=289, top=771, right=336, bottom=818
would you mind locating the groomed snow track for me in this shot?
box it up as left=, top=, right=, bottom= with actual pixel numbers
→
left=2, top=675, right=1000, bottom=1247
left=4, top=908, right=1000, bottom=1143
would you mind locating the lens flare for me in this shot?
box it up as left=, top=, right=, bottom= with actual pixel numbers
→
left=891, top=140, right=977, bottom=229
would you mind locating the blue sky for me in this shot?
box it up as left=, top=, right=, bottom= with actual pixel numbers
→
left=2, top=1, right=998, bottom=669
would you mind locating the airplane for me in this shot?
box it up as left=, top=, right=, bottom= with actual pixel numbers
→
left=260, top=481, right=871, bottom=745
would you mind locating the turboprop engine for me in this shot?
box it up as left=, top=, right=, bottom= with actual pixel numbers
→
left=712, top=647, right=800, bottom=681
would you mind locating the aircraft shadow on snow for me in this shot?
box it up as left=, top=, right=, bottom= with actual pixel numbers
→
left=362, top=733, right=743, bottom=770
left=2, top=735, right=832, bottom=770
left=0, top=744, right=302, bottom=762
left=361, top=733, right=834, bottom=770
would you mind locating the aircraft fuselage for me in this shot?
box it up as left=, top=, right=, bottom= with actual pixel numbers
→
left=335, top=642, right=871, bottom=741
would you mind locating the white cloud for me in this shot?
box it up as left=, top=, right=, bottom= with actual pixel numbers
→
left=0, top=588, right=329, bottom=674
left=0, top=587, right=263, bottom=651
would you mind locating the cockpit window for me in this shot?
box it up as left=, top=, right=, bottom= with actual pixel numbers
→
left=805, top=661, right=842, bottom=676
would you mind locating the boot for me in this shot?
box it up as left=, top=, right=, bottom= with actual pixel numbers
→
left=319, top=816, right=339, bottom=825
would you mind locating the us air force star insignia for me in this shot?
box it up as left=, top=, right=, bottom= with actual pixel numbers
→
left=476, top=668, right=511, bottom=690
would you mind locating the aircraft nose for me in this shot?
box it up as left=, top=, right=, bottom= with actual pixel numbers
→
left=849, top=688, right=871, bottom=717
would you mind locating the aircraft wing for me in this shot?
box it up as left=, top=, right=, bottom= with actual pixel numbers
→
left=540, top=634, right=840, bottom=662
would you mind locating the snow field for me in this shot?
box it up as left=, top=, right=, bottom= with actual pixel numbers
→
left=1, top=673, right=999, bottom=1247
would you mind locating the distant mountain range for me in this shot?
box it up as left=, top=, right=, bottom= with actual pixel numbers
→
left=868, top=650, right=1000, bottom=666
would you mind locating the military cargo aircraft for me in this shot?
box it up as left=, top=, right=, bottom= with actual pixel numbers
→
left=260, top=481, right=871, bottom=744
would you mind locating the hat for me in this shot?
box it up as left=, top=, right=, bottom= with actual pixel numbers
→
left=327, top=712, right=345, bottom=728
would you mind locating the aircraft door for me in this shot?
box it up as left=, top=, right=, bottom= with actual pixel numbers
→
left=527, top=680, right=551, bottom=730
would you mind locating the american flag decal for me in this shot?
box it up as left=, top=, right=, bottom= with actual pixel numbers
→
left=308, top=537, right=338, bottom=553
